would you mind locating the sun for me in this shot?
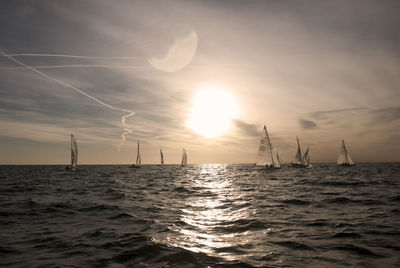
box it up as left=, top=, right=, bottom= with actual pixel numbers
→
left=185, top=85, right=240, bottom=138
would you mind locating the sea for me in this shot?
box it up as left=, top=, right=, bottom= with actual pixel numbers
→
left=0, top=163, right=399, bottom=268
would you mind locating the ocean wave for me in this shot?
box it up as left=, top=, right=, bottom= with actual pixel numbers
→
left=78, top=204, right=121, bottom=212
left=332, top=232, right=362, bottom=238
left=214, top=219, right=266, bottom=233
left=332, top=244, right=385, bottom=258
left=304, top=219, right=330, bottom=227
left=322, top=197, right=356, bottom=204
left=1, top=164, right=399, bottom=267
left=281, top=198, right=311, bottom=205
left=274, top=240, right=315, bottom=251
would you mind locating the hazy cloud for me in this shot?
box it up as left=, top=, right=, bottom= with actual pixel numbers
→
left=311, top=108, right=368, bottom=120
left=299, top=119, right=317, bottom=129
left=372, top=107, right=400, bottom=123
left=233, top=119, right=259, bottom=137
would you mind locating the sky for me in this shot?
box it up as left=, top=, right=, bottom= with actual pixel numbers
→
left=0, top=0, right=399, bottom=164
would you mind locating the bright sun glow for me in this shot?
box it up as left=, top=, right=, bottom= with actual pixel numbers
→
left=185, top=85, right=240, bottom=138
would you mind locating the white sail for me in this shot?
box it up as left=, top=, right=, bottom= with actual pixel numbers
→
left=181, top=148, right=187, bottom=166
left=276, top=150, right=283, bottom=165
left=256, top=125, right=281, bottom=168
left=272, top=149, right=281, bottom=168
left=160, top=149, right=164, bottom=166
left=256, top=126, right=273, bottom=166
left=293, top=136, right=303, bottom=165
left=71, top=134, right=78, bottom=170
left=303, top=146, right=310, bottom=166
left=135, top=140, right=141, bottom=167
left=337, top=140, right=355, bottom=166
left=337, top=140, right=347, bottom=165
left=346, top=153, right=354, bottom=165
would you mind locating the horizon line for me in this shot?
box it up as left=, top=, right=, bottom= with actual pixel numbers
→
left=0, top=161, right=399, bottom=166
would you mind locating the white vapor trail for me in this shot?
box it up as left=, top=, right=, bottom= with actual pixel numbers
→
left=0, top=65, right=147, bottom=71
left=0, top=50, right=135, bottom=148
left=6, top=53, right=140, bottom=59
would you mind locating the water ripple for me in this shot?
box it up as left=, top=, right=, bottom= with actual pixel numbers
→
left=0, top=163, right=399, bottom=267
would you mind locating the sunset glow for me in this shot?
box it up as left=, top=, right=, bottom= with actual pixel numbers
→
left=185, top=86, right=240, bottom=138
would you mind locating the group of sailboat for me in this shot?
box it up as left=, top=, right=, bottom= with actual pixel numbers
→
left=255, top=126, right=355, bottom=169
left=130, top=140, right=187, bottom=168
left=67, top=130, right=355, bottom=170
left=66, top=135, right=187, bottom=170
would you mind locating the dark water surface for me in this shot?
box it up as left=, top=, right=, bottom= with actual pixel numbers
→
left=1, top=163, right=399, bottom=267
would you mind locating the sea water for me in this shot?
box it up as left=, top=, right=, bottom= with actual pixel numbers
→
left=0, top=163, right=399, bottom=267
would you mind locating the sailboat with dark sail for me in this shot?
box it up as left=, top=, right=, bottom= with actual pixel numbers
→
left=159, top=149, right=164, bottom=167
left=181, top=148, right=187, bottom=167
left=68, top=134, right=78, bottom=171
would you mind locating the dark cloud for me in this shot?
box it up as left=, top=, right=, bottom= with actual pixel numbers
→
left=311, top=108, right=367, bottom=120
left=233, top=119, right=259, bottom=137
left=372, top=107, right=400, bottom=123
left=299, top=119, right=317, bottom=129
left=310, top=107, right=400, bottom=125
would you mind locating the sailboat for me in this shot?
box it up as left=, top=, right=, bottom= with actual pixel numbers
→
left=292, top=136, right=307, bottom=167
left=337, top=140, right=355, bottom=166
left=256, top=125, right=281, bottom=169
left=69, top=134, right=78, bottom=171
left=130, top=140, right=141, bottom=168
left=181, top=148, right=187, bottom=167
left=276, top=150, right=283, bottom=166
left=159, top=149, right=164, bottom=167
left=303, top=146, right=312, bottom=168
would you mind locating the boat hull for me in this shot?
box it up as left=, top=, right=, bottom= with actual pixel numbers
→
left=66, top=166, right=77, bottom=171
left=291, top=163, right=308, bottom=168
left=338, top=163, right=355, bottom=167
left=267, top=164, right=281, bottom=169
left=130, top=165, right=141, bottom=168
left=255, top=164, right=281, bottom=169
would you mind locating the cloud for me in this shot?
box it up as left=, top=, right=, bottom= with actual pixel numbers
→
left=310, top=108, right=368, bottom=120
left=372, top=107, right=400, bottom=123
left=232, top=119, right=259, bottom=137
left=309, top=107, right=400, bottom=126
left=299, top=119, right=317, bottom=129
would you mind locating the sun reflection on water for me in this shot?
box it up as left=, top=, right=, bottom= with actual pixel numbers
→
left=164, top=164, right=258, bottom=260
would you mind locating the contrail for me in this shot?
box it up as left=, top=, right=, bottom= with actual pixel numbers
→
left=0, top=64, right=148, bottom=71
left=0, top=50, right=135, bottom=148
left=5, top=53, right=140, bottom=59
